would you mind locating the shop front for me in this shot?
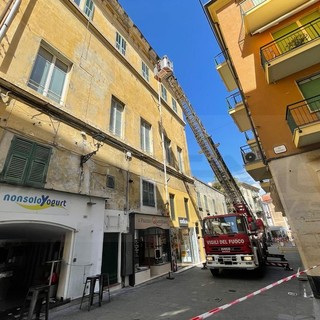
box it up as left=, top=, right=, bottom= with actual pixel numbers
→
left=130, top=213, right=171, bottom=285
left=170, top=217, right=197, bottom=269
left=0, top=185, right=105, bottom=314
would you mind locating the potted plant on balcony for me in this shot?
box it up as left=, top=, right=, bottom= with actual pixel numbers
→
left=287, top=33, right=308, bottom=50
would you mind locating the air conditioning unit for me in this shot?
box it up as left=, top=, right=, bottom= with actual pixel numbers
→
left=245, top=152, right=257, bottom=162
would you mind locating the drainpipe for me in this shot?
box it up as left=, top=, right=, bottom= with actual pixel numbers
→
left=0, top=0, right=21, bottom=43
left=157, top=80, right=169, bottom=209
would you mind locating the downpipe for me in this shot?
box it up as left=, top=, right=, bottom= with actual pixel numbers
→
left=0, top=0, right=21, bottom=43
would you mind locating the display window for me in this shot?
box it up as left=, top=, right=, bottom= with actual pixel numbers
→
left=134, top=227, right=170, bottom=270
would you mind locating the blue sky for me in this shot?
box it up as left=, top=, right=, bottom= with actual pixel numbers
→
left=119, top=0, right=258, bottom=188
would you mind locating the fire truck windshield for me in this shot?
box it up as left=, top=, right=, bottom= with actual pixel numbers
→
left=203, top=216, right=246, bottom=236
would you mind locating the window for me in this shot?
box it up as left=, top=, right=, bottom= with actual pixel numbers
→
left=172, top=98, right=177, bottom=112
left=140, top=119, right=152, bottom=154
left=164, top=136, right=172, bottom=165
left=74, top=0, right=94, bottom=19
left=0, top=136, right=51, bottom=187
left=212, top=199, right=216, bottom=214
left=142, top=61, right=149, bottom=81
left=116, top=32, right=127, bottom=56
left=169, top=194, right=175, bottom=220
left=184, top=198, right=189, bottom=220
left=297, top=73, right=320, bottom=112
left=177, top=147, right=184, bottom=172
left=197, top=192, right=203, bottom=211
left=204, top=195, right=209, bottom=213
left=161, top=84, right=167, bottom=102
left=107, top=175, right=115, bottom=189
left=142, top=180, right=155, bottom=207
left=28, top=46, right=70, bottom=104
left=109, top=97, right=124, bottom=137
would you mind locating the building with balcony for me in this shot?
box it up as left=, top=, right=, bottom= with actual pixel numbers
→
left=0, top=0, right=202, bottom=312
left=202, top=0, right=320, bottom=297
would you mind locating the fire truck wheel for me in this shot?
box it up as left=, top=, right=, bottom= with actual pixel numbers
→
left=210, top=269, right=220, bottom=277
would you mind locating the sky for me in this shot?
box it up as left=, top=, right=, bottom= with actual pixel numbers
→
left=118, top=0, right=259, bottom=188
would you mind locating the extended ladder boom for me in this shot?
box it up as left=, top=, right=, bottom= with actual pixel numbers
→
left=155, top=56, right=252, bottom=217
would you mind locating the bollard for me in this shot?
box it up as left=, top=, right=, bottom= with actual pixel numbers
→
left=166, top=271, right=175, bottom=280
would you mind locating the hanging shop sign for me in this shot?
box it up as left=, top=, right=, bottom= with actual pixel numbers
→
left=178, top=217, right=189, bottom=227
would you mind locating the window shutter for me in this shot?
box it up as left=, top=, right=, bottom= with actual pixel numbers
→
left=27, top=145, right=51, bottom=186
left=2, top=138, right=33, bottom=184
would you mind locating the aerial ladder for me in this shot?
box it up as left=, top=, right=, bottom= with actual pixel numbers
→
left=154, top=56, right=292, bottom=271
left=154, top=56, right=251, bottom=217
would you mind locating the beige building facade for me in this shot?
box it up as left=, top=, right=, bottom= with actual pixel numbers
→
left=0, top=0, right=201, bottom=310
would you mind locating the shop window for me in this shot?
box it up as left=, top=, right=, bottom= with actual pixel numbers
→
left=134, top=228, right=170, bottom=269
left=0, top=136, right=51, bottom=187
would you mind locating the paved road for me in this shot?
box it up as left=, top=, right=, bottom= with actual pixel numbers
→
left=49, top=246, right=320, bottom=320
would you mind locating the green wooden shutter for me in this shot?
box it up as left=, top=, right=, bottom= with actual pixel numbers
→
left=1, top=137, right=51, bottom=187
left=27, top=144, right=51, bottom=186
left=2, top=138, right=33, bottom=184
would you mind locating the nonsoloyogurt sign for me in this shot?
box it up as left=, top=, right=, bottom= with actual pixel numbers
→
left=2, top=193, right=68, bottom=211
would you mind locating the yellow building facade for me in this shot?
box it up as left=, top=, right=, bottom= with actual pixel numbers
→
left=203, top=0, right=320, bottom=297
left=0, top=0, right=202, bottom=310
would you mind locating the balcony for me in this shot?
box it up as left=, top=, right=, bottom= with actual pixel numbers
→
left=260, top=18, right=320, bottom=84
left=240, top=0, right=311, bottom=34
left=227, top=92, right=251, bottom=132
left=214, top=52, right=237, bottom=92
left=240, top=143, right=271, bottom=181
left=286, top=94, right=320, bottom=148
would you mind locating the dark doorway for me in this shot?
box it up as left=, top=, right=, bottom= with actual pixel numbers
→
left=101, top=233, right=119, bottom=285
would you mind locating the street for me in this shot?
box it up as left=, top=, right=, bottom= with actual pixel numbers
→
left=49, top=246, right=319, bottom=320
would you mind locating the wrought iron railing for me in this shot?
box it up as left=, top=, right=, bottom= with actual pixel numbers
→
left=214, top=52, right=227, bottom=66
left=260, top=17, right=320, bottom=67
left=286, top=95, right=320, bottom=133
left=226, top=92, right=243, bottom=110
left=239, top=0, right=267, bottom=15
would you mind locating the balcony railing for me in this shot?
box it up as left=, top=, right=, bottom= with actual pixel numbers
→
left=226, top=92, right=243, bottom=110
left=240, top=144, right=263, bottom=165
left=260, top=17, right=320, bottom=68
left=239, top=0, right=267, bottom=14
left=214, top=52, right=227, bottom=66
left=286, top=94, right=320, bottom=133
